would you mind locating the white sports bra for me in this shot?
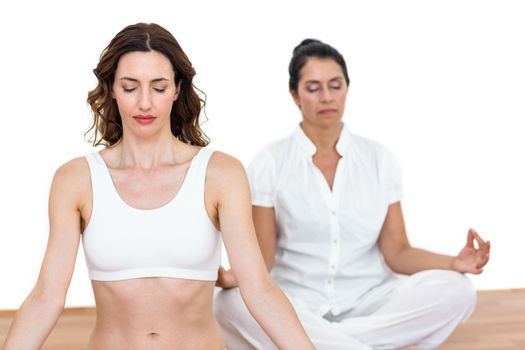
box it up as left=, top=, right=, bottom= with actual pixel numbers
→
left=82, top=147, right=222, bottom=282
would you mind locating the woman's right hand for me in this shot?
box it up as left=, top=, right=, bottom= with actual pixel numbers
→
left=215, top=266, right=238, bottom=289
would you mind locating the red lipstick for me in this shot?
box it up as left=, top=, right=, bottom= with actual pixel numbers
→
left=133, top=115, right=156, bottom=125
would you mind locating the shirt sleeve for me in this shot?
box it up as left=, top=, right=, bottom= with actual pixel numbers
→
left=247, top=148, right=277, bottom=207
left=379, top=146, right=403, bottom=204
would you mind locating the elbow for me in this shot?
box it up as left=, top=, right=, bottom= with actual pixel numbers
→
left=238, top=271, right=275, bottom=301
left=381, top=247, right=409, bottom=274
left=384, top=259, right=403, bottom=274
left=383, top=246, right=412, bottom=275
left=383, top=251, right=408, bottom=274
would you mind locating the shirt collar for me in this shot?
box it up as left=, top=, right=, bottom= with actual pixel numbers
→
left=293, top=123, right=352, bottom=157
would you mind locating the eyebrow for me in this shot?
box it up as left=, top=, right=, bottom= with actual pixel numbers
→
left=304, top=77, right=344, bottom=84
left=119, top=77, right=170, bottom=83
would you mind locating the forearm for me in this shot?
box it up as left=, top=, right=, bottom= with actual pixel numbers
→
left=239, top=278, right=315, bottom=350
left=4, top=291, right=64, bottom=349
left=387, top=247, right=455, bottom=275
left=261, top=250, right=275, bottom=272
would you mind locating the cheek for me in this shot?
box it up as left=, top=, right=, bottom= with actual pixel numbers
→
left=301, top=96, right=317, bottom=112
left=114, top=94, right=134, bottom=113
left=336, top=92, right=347, bottom=106
left=158, top=94, right=176, bottom=110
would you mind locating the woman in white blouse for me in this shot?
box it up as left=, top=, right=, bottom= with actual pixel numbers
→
left=214, top=39, right=491, bottom=350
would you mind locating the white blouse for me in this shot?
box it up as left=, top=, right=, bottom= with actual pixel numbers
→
left=247, top=124, right=403, bottom=316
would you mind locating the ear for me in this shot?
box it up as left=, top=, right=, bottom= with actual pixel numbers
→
left=290, top=89, right=301, bottom=109
left=173, top=80, right=182, bottom=101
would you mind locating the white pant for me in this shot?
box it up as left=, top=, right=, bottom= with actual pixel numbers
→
left=214, top=270, right=476, bottom=350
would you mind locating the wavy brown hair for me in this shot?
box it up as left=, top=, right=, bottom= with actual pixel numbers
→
left=86, top=23, right=209, bottom=147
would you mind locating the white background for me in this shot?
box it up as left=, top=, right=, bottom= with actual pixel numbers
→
left=0, top=0, right=524, bottom=309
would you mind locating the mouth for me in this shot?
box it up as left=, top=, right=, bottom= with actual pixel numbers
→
left=318, top=109, right=337, bottom=115
left=133, top=115, right=156, bottom=125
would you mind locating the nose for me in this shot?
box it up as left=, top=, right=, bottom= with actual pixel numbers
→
left=320, top=88, right=334, bottom=103
left=138, top=89, right=152, bottom=111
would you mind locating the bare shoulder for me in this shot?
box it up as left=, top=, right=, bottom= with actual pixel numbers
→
left=206, top=151, right=248, bottom=193
left=53, top=156, right=90, bottom=183
left=207, top=151, right=246, bottom=179
left=51, top=156, right=91, bottom=202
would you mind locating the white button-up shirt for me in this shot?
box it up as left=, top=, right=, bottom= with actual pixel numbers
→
left=247, top=125, right=402, bottom=316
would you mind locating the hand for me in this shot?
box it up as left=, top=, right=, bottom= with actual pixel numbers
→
left=452, top=228, right=490, bottom=274
left=215, top=266, right=238, bottom=289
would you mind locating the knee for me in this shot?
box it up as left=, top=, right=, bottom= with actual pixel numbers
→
left=429, top=270, right=477, bottom=315
left=449, top=271, right=477, bottom=314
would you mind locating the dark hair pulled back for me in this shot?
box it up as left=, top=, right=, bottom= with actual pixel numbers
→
left=288, top=39, right=350, bottom=92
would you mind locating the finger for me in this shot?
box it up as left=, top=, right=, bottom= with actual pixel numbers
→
left=223, top=272, right=237, bottom=289
left=464, top=267, right=478, bottom=275
left=466, top=229, right=475, bottom=248
left=469, top=264, right=484, bottom=274
left=479, top=240, right=491, bottom=255
left=475, top=253, right=489, bottom=269
left=215, top=279, right=225, bottom=287
left=483, top=241, right=491, bottom=255
left=472, top=230, right=486, bottom=247
left=216, top=274, right=224, bottom=285
left=477, top=253, right=490, bottom=269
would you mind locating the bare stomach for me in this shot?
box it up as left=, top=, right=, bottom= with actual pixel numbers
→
left=87, top=278, right=225, bottom=350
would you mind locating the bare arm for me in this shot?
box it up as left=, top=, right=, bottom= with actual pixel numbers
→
left=4, top=158, right=88, bottom=349
left=216, top=206, right=276, bottom=287
left=209, top=152, right=314, bottom=350
left=378, top=202, right=490, bottom=275
left=252, top=206, right=277, bottom=271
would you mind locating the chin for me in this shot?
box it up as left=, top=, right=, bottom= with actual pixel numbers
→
left=318, top=117, right=342, bottom=127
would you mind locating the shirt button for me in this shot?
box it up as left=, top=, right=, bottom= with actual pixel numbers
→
left=331, top=265, right=336, bottom=270
left=331, top=211, right=337, bottom=216
left=327, top=279, right=333, bottom=284
left=333, top=239, right=338, bottom=244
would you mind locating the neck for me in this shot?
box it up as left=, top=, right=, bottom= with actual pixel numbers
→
left=113, top=130, right=186, bottom=170
left=300, top=121, right=343, bottom=154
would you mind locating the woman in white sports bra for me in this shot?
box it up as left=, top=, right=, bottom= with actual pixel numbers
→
left=4, top=23, right=315, bottom=350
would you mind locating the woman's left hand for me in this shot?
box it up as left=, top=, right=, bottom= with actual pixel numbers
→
left=452, top=228, right=491, bottom=274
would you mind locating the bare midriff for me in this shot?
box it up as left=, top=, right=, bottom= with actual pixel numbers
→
left=87, top=278, right=225, bottom=350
